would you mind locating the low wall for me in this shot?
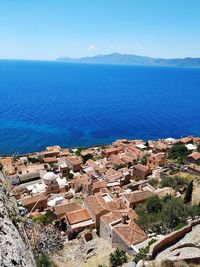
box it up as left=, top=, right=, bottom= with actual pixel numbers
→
left=148, top=218, right=200, bottom=260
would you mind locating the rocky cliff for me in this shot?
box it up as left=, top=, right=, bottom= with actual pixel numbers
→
left=0, top=183, right=36, bottom=267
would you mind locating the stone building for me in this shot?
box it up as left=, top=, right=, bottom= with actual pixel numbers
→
left=100, top=209, right=147, bottom=255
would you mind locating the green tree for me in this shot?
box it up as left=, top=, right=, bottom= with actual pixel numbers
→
left=68, top=172, right=74, bottom=180
left=184, top=180, right=193, bottom=203
left=140, top=155, right=147, bottom=165
left=60, top=218, right=67, bottom=232
left=28, top=157, right=40, bottom=164
left=168, top=142, right=189, bottom=163
left=109, top=249, right=127, bottom=267
left=36, top=253, right=52, bottom=267
left=76, top=148, right=83, bottom=156
left=146, top=196, right=163, bottom=213
left=134, top=239, right=156, bottom=263
left=161, top=175, right=189, bottom=191
left=149, top=178, right=159, bottom=188
left=136, top=196, right=196, bottom=234
left=197, top=143, right=200, bottom=152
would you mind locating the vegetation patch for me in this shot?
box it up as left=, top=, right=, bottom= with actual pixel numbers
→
left=136, top=195, right=200, bottom=234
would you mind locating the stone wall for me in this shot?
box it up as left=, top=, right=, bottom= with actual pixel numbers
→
left=99, top=219, right=112, bottom=243
left=0, top=184, right=36, bottom=266
left=112, top=228, right=135, bottom=255
left=149, top=218, right=200, bottom=260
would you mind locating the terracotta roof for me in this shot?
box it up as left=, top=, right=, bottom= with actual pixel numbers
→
left=180, top=137, right=193, bottom=144
left=93, top=180, right=107, bottom=190
left=126, top=145, right=142, bottom=156
left=53, top=201, right=81, bottom=216
left=149, top=153, right=165, bottom=161
left=120, top=154, right=134, bottom=164
left=134, top=164, right=150, bottom=173
left=46, top=145, right=61, bottom=152
left=85, top=194, right=108, bottom=215
left=86, top=159, right=98, bottom=168
left=43, top=157, right=58, bottom=163
left=103, top=147, right=123, bottom=155
left=100, top=188, right=111, bottom=194
left=188, top=152, right=200, bottom=161
left=114, top=218, right=147, bottom=246
left=106, top=198, right=126, bottom=211
left=0, top=157, right=13, bottom=166
left=109, top=155, right=125, bottom=166
left=101, top=208, right=138, bottom=225
left=85, top=194, right=126, bottom=216
left=66, top=208, right=91, bottom=225
left=72, top=175, right=91, bottom=189
left=66, top=156, right=83, bottom=165
left=20, top=194, right=47, bottom=206
left=95, top=166, right=107, bottom=174
left=123, top=190, right=154, bottom=204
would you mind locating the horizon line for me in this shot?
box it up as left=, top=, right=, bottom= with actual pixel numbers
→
left=1, top=52, right=200, bottom=62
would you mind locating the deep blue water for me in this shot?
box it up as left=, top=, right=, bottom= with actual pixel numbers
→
left=0, top=60, right=200, bottom=154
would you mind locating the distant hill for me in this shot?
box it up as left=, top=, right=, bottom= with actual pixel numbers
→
left=57, top=53, right=200, bottom=68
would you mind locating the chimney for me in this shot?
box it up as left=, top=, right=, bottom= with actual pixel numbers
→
left=121, top=213, right=128, bottom=224
left=115, top=191, right=119, bottom=198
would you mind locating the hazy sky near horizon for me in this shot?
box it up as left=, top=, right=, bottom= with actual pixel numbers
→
left=0, top=0, right=200, bottom=60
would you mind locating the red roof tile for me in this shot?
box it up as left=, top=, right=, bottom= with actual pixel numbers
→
left=66, top=208, right=91, bottom=225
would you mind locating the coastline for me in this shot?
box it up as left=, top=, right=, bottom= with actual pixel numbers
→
left=0, top=135, right=194, bottom=157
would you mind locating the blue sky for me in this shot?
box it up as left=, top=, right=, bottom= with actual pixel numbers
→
left=0, top=0, right=200, bottom=60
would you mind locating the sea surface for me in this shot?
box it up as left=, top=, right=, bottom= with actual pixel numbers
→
left=0, top=60, right=200, bottom=154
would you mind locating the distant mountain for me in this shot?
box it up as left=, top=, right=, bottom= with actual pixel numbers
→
left=57, top=53, right=200, bottom=68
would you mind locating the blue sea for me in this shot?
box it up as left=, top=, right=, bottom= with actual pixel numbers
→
left=0, top=60, right=200, bottom=154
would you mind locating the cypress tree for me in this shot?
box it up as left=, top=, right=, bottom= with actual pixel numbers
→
left=184, top=180, right=193, bottom=203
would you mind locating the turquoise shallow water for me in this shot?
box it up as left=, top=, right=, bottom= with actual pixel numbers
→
left=0, top=60, right=200, bottom=154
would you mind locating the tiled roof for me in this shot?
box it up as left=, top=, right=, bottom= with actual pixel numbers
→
left=188, top=152, right=200, bottom=161
left=85, top=194, right=109, bottom=215
left=93, top=180, right=107, bottom=190
left=104, top=147, right=121, bottom=154
left=43, top=157, right=58, bottom=163
left=66, top=208, right=91, bottom=225
left=134, top=164, right=150, bottom=173
left=20, top=194, right=47, bottom=206
left=106, top=198, right=126, bottom=211
left=66, top=156, right=83, bottom=165
left=114, top=219, right=147, bottom=246
left=101, top=208, right=138, bottom=225
left=53, top=201, right=81, bottom=216
left=123, top=190, right=154, bottom=204
left=85, top=193, right=127, bottom=216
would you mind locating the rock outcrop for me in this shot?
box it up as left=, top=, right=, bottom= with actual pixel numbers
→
left=0, top=184, right=36, bottom=267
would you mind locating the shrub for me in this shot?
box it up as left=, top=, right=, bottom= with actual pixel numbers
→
left=36, top=253, right=52, bottom=267
left=75, top=148, right=82, bottom=156
left=82, top=154, right=93, bottom=163
left=28, top=157, right=40, bottom=164
left=168, top=142, right=189, bottom=163
left=128, top=184, right=135, bottom=191
left=149, top=178, right=159, bottom=188
left=140, top=155, right=147, bottom=165
left=136, top=196, right=200, bottom=234
left=33, top=212, right=53, bottom=225
left=109, top=248, right=127, bottom=267
left=161, top=175, right=189, bottom=192
left=68, top=172, right=74, bottom=180
left=175, top=222, right=186, bottom=230
left=146, top=196, right=163, bottom=213
left=197, top=143, right=200, bottom=152
left=134, top=239, right=157, bottom=263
